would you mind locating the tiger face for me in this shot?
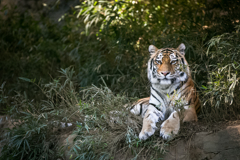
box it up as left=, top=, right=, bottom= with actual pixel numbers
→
left=148, top=43, right=189, bottom=86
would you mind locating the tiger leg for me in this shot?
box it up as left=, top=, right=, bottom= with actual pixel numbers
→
left=139, top=106, right=163, bottom=140
left=129, top=97, right=150, bottom=118
left=160, top=111, right=180, bottom=140
left=160, top=107, right=197, bottom=140
left=183, top=106, right=198, bottom=122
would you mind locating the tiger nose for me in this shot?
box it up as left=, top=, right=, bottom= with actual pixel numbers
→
left=161, top=72, right=170, bottom=76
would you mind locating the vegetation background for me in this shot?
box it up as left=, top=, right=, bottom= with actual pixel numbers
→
left=0, top=0, right=240, bottom=159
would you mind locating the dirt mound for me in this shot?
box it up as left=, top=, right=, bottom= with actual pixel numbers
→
left=2, top=114, right=240, bottom=160
left=164, top=123, right=240, bottom=160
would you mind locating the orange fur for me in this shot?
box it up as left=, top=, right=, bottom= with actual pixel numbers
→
left=130, top=44, right=200, bottom=140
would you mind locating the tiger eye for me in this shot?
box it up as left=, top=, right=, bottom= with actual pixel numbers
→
left=155, top=60, right=161, bottom=64
left=171, top=60, right=177, bottom=65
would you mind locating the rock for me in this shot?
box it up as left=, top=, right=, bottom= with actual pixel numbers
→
left=57, top=131, right=78, bottom=160
left=164, top=125, right=240, bottom=160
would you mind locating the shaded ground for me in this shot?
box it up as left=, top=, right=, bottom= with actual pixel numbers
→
left=164, top=120, right=240, bottom=160
left=2, top=114, right=240, bottom=160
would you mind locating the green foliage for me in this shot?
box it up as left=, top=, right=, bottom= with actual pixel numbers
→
left=0, top=8, right=72, bottom=97
left=1, top=0, right=238, bottom=99
left=0, top=68, right=166, bottom=159
left=200, top=26, right=240, bottom=120
left=1, top=0, right=240, bottom=159
left=0, top=67, right=81, bottom=160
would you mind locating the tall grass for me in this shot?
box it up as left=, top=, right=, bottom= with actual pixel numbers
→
left=1, top=67, right=167, bottom=160
left=200, top=25, right=240, bottom=121
left=1, top=0, right=240, bottom=159
left=0, top=67, right=80, bottom=160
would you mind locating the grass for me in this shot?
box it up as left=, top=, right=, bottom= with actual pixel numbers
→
left=0, top=67, right=168, bottom=160
left=1, top=40, right=239, bottom=158
left=0, top=1, right=240, bottom=159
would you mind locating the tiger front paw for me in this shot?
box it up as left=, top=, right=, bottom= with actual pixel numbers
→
left=139, top=119, right=157, bottom=140
left=139, top=127, right=155, bottom=140
left=160, top=111, right=180, bottom=140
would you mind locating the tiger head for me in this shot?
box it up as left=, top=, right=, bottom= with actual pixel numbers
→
left=148, top=43, right=190, bottom=86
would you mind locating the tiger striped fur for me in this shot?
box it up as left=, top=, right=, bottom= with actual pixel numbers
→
left=130, top=43, right=200, bottom=140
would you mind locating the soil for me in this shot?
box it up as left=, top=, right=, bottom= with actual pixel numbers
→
left=164, top=120, right=240, bottom=160
left=2, top=115, right=240, bottom=160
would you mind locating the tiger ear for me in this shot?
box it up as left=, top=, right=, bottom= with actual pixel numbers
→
left=177, top=43, right=186, bottom=55
left=149, top=45, right=158, bottom=55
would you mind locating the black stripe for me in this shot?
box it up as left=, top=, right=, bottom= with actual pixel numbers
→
left=139, top=103, right=143, bottom=116
left=181, top=58, right=186, bottom=70
left=165, top=49, right=173, bottom=52
left=182, top=90, right=190, bottom=98
left=130, top=105, right=135, bottom=110
left=195, top=101, right=200, bottom=113
left=151, top=93, right=161, bottom=103
left=149, top=103, right=162, bottom=112
left=151, top=85, right=168, bottom=107
left=193, top=94, right=198, bottom=102
left=146, top=114, right=150, bottom=118
left=181, top=85, right=193, bottom=97
left=154, top=106, right=161, bottom=111
left=196, top=103, right=201, bottom=113
left=153, top=72, right=156, bottom=78
left=168, top=100, right=172, bottom=106
left=180, top=84, right=191, bottom=94
left=170, top=78, right=188, bottom=95
left=143, top=108, right=148, bottom=116
left=181, top=58, right=185, bottom=65
left=153, top=111, right=160, bottom=117
left=195, top=99, right=200, bottom=108
left=150, top=59, right=153, bottom=70
left=188, top=98, right=192, bottom=105
left=149, top=103, right=156, bottom=107
left=176, top=83, right=183, bottom=90
left=196, top=108, right=201, bottom=113
left=170, top=83, right=182, bottom=95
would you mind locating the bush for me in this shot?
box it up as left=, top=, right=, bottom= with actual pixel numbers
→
left=1, top=67, right=167, bottom=160
left=200, top=25, right=240, bottom=120
left=1, top=68, right=80, bottom=160
left=1, top=0, right=240, bottom=159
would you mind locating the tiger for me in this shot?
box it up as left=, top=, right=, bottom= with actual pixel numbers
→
left=129, top=43, right=200, bottom=140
